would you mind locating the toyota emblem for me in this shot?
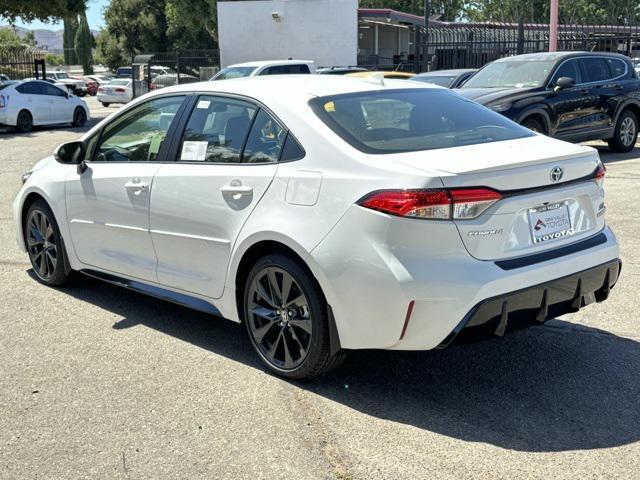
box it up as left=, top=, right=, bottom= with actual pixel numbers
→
left=550, top=166, right=563, bottom=182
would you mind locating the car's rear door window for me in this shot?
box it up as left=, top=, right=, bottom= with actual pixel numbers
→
left=580, top=57, right=611, bottom=83
left=605, top=58, right=626, bottom=78
left=179, top=95, right=257, bottom=163
left=310, top=88, right=533, bottom=154
left=241, top=109, right=286, bottom=163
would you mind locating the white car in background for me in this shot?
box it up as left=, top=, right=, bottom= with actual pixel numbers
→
left=46, top=71, right=88, bottom=96
left=97, top=79, right=133, bottom=106
left=210, top=59, right=315, bottom=80
left=0, top=79, right=89, bottom=132
left=13, top=76, right=620, bottom=378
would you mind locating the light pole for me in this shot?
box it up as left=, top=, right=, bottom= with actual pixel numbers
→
left=549, top=0, right=559, bottom=52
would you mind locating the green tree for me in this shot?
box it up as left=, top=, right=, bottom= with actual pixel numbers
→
left=74, top=10, right=93, bottom=73
left=104, top=0, right=169, bottom=56
left=23, top=30, right=36, bottom=46
left=1, top=0, right=86, bottom=22
left=165, top=0, right=217, bottom=48
left=45, top=52, right=65, bottom=66
left=63, top=15, right=78, bottom=64
left=0, top=27, right=23, bottom=47
left=94, top=29, right=128, bottom=72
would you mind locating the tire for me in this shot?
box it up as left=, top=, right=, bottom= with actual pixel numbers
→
left=15, top=110, right=33, bottom=133
left=72, top=107, right=86, bottom=127
left=608, top=110, right=638, bottom=153
left=24, top=199, right=75, bottom=287
left=243, top=253, right=346, bottom=379
left=522, top=117, right=545, bottom=135
left=101, top=102, right=110, bottom=107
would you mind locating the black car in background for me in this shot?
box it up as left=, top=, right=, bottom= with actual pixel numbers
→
left=459, top=51, right=640, bottom=152
left=411, top=69, right=477, bottom=88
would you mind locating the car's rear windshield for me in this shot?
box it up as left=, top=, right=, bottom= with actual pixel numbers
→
left=309, top=88, right=533, bottom=154
left=108, top=80, right=130, bottom=86
left=212, top=66, right=257, bottom=80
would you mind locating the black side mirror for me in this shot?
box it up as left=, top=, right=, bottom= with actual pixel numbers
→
left=554, top=76, right=575, bottom=92
left=54, top=141, right=87, bottom=173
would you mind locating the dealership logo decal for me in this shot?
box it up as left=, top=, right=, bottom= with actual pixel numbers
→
left=550, top=166, right=564, bottom=182
left=534, top=219, right=546, bottom=231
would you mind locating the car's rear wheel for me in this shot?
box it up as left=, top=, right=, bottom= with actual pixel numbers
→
left=24, top=200, right=75, bottom=286
left=608, top=110, right=638, bottom=153
left=72, top=107, right=86, bottom=127
left=101, top=102, right=110, bottom=107
left=16, top=110, right=33, bottom=133
left=522, top=117, right=545, bottom=135
left=243, top=254, right=345, bottom=379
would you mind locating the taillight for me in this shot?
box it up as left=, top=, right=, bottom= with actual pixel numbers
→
left=358, top=188, right=501, bottom=220
left=449, top=188, right=502, bottom=219
left=150, top=83, right=157, bottom=90
left=594, top=161, right=606, bottom=189
left=114, top=87, right=125, bottom=93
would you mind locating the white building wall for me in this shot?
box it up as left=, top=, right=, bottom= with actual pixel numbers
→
left=217, top=0, right=358, bottom=68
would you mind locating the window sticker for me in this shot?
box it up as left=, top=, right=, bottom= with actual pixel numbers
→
left=324, top=101, right=336, bottom=113
left=197, top=100, right=211, bottom=109
left=181, top=141, right=208, bottom=161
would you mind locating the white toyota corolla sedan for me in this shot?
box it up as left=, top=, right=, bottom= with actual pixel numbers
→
left=13, top=76, right=621, bottom=378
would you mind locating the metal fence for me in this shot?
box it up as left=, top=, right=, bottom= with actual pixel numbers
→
left=0, top=46, right=46, bottom=81
left=420, top=22, right=640, bottom=72
left=132, top=49, right=220, bottom=98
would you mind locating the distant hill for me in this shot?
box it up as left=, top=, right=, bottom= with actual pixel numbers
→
left=0, top=25, right=99, bottom=54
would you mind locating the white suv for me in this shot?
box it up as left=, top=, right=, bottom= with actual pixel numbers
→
left=210, top=60, right=315, bottom=80
left=13, top=76, right=621, bottom=378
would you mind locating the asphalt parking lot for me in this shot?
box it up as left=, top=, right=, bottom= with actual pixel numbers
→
left=1, top=95, right=639, bottom=479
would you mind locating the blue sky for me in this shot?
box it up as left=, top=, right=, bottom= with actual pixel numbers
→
left=7, top=0, right=109, bottom=31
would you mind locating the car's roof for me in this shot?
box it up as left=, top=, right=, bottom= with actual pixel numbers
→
left=415, top=69, right=476, bottom=77
left=494, top=51, right=630, bottom=62
left=147, top=74, right=434, bottom=102
left=226, top=59, right=315, bottom=68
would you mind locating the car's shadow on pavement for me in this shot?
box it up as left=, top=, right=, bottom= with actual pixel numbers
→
left=0, top=117, right=104, bottom=137
left=594, top=145, right=640, bottom=163
left=54, top=274, right=640, bottom=454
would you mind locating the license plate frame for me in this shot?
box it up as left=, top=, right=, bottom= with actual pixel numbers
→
left=528, top=201, right=574, bottom=244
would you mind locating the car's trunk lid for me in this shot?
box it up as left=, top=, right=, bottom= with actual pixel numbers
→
left=391, top=136, right=604, bottom=261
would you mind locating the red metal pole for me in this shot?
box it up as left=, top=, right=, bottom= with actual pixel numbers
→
left=549, top=0, right=559, bottom=52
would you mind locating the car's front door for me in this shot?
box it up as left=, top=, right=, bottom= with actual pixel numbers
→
left=43, top=83, right=72, bottom=123
left=149, top=95, right=283, bottom=298
left=16, top=82, right=50, bottom=124
left=546, top=58, right=590, bottom=138
left=65, top=95, right=186, bottom=281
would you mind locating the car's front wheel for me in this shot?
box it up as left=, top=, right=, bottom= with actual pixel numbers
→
left=522, top=117, right=545, bottom=135
left=243, top=254, right=345, bottom=379
left=608, top=110, right=638, bottom=153
left=24, top=200, right=75, bottom=286
left=72, top=107, right=86, bottom=127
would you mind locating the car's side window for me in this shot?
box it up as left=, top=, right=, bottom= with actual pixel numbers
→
left=93, top=95, right=185, bottom=162
left=44, top=84, right=66, bottom=97
left=241, top=109, right=286, bottom=163
left=605, top=58, right=626, bottom=78
left=580, top=57, right=611, bottom=83
left=261, top=64, right=309, bottom=75
left=551, top=59, right=581, bottom=85
left=178, top=95, right=257, bottom=163
left=16, top=82, right=40, bottom=95
left=280, top=133, right=305, bottom=162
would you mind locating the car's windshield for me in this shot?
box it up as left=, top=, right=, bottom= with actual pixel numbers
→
left=310, top=88, right=533, bottom=154
left=212, top=66, right=257, bottom=80
left=463, top=59, right=555, bottom=88
left=413, top=76, right=454, bottom=87
left=55, top=72, right=69, bottom=79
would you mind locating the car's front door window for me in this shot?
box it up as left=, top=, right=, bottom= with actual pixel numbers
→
left=94, top=95, right=185, bottom=162
left=551, top=59, right=581, bottom=85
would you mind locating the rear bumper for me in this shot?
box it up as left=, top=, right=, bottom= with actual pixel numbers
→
left=439, top=258, right=621, bottom=347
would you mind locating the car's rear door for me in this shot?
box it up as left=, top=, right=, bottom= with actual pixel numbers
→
left=149, top=94, right=282, bottom=298
left=577, top=56, right=618, bottom=135
left=65, top=95, right=187, bottom=281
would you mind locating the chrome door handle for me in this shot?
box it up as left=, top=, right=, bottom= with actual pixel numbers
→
left=220, top=185, right=253, bottom=195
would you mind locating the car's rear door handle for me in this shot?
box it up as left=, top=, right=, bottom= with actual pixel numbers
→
left=220, top=184, right=253, bottom=196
